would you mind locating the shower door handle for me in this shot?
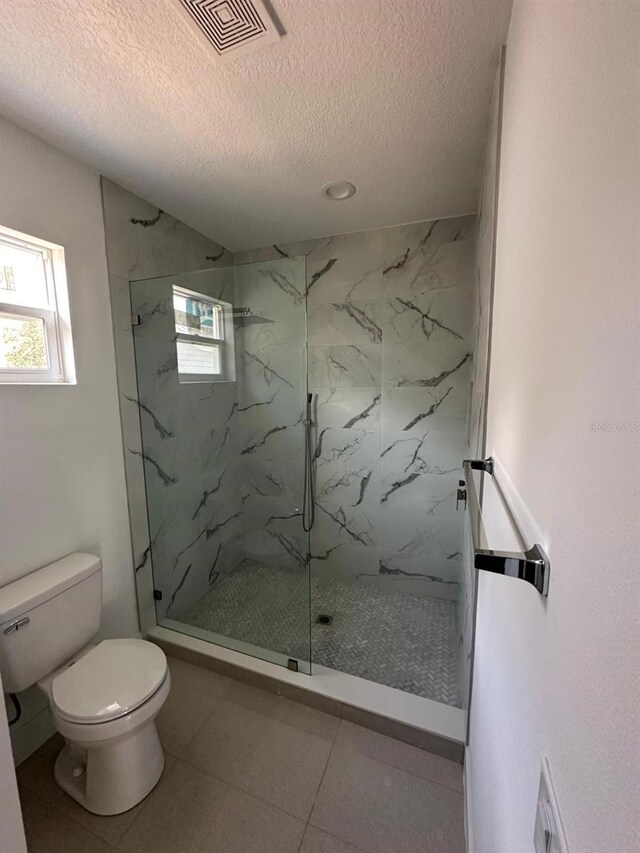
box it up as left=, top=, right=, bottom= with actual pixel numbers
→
left=302, top=393, right=316, bottom=533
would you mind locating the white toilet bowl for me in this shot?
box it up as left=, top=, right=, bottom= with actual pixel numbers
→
left=39, top=638, right=171, bottom=815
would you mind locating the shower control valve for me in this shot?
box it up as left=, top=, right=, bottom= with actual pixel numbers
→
left=456, top=481, right=467, bottom=511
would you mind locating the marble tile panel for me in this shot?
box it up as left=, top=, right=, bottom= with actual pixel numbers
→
left=378, top=473, right=460, bottom=546
left=233, top=237, right=325, bottom=266
left=314, top=500, right=378, bottom=550
left=306, top=230, right=385, bottom=306
left=381, top=382, right=469, bottom=436
left=310, top=541, right=379, bottom=583
left=308, top=344, right=381, bottom=388
left=382, top=285, right=471, bottom=387
left=102, top=178, right=231, bottom=282
left=375, top=215, right=476, bottom=265
left=240, top=495, right=307, bottom=571
left=311, top=387, right=381, bottom=431
left=238, top=344, right=306, bottom=408
left=314, top=428, right=380, bottom=513
left=380, top=427, right=465, bottom=485
left=382, top=239, right=474, bottom=301
left=234, top=256, right=306, bottom=310
left=367, top=554, right=461, bottom=601
left=308, top=299, right=382, bottom=347
left=383, top=346, right=471, bottom=394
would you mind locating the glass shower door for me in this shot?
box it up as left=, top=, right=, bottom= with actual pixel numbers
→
left=130, top=258, right=311, bottom=672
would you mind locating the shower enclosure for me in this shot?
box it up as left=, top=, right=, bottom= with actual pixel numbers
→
left=131, top=258, right=312, bottom=672
left=131, top=218, right=475, bottom=712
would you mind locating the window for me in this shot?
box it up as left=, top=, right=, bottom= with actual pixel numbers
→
left=0, top=225, right=75, bottom=384
left=172, top=286, right=235, bottom=383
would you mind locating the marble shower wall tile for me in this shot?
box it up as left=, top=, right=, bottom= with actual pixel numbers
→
left=381, top=380, right=470, bottom=437
left=308, top=345, right=381, bottom=388
left=129, top=271, right=243, bottom=620
left=308, top=300, right=382, bottom=347
left=232, top=257, right=308, bottom=571
left=101, top=178, right=233, bottom=629
left=314, top=428, right=381, bottom=515
left=106, top=194, right=477, bottom=640
left=233, top=237, right=327, bottom=267
left=305, top=231, right=385, bottom=306
left=311, top=387, right=382, bottom=432
left=310, top=542, right=378, bottom=582
left=381, top=236, right=474, bottom=300
left=263, top=215, right=475, bottom=602
left=382, top=286, right=471, bottom=387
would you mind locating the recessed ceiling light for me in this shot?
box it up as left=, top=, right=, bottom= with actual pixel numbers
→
left=322, top=181, right=356, bottom=201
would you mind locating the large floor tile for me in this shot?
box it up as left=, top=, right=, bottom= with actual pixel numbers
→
left=335, top=720, right=463, bottom=792
left=17, top=734, right=176, bottom=845
left=155, top=675, right=221, bottom=756
left=310, top=745, right=465, bottom=853
left=340, top=704, right=464, bottom=761
left=225, top=679, right=340, bottom=741
left=117, top=760, right=305, bottom=853
left=300, top=825, right=366, bottom=853
left=19, top=788, right=112, bottom=853
left=166, top=655, right=233, bottom=697
left=181, top=698, right=332, bottom=819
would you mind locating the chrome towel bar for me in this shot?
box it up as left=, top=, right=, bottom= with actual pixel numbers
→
left=462, top=457, right=550, bottom=596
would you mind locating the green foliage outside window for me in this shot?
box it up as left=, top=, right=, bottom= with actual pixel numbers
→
left=2, top=319, right=47, bottom=368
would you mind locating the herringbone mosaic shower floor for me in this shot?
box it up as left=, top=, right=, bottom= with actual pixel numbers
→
left=180, top=560, right=461, bottom=707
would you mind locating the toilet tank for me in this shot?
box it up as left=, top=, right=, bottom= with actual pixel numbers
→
left=0, top=553, right=102, bottom=693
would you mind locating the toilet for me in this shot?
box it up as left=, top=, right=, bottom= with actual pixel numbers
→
left=0, top=552, right=170, bottom=815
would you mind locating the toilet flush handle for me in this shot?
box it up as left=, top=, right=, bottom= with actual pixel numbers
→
left=3, top=617, right=30, bottom=635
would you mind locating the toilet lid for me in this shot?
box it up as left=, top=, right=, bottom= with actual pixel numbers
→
left=52, top=639, right=167, bottom=724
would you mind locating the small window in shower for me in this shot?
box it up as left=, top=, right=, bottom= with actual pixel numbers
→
left=172, top=286, right=235, bottom=383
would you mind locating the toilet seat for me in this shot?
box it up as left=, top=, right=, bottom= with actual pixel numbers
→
left=52, top=639, right=167, bottom=724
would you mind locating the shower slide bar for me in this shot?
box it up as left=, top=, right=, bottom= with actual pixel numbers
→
left=460, top=457, right=550, bottom=596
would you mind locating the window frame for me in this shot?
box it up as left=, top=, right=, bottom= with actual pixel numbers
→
left=0, top=226, right=75, bottom=385
left=172, top=286, right=229, bottom=384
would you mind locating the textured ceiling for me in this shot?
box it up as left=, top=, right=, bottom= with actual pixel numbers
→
left=1, top=0, right=512, bottom=250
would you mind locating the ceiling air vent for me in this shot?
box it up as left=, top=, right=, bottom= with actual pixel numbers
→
left=179, top=0, right=281, bottom=59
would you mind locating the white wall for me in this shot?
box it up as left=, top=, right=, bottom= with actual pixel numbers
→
left=0, top=117, right=139, bottom=761
left=0, top=672, right=26, bottom=853
left=467, top=2, right=640, bottom=853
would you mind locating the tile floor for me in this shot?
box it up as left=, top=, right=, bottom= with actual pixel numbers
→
left=181, top=560, right=461, bottom=706
left=17, top=655, right=465, bottom=853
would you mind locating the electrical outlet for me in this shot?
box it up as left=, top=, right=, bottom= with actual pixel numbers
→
left=534, top=758, right=569, bottom=853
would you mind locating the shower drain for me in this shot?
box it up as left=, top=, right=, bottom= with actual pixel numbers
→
left=315, top=614, right=333, bottom=625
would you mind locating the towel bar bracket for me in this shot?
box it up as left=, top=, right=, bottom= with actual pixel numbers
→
left=462, top=458, right=550, bottom=596
left=474, top=543, right=550, bottom=596
left=463, top=456, right=494, bottom=476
